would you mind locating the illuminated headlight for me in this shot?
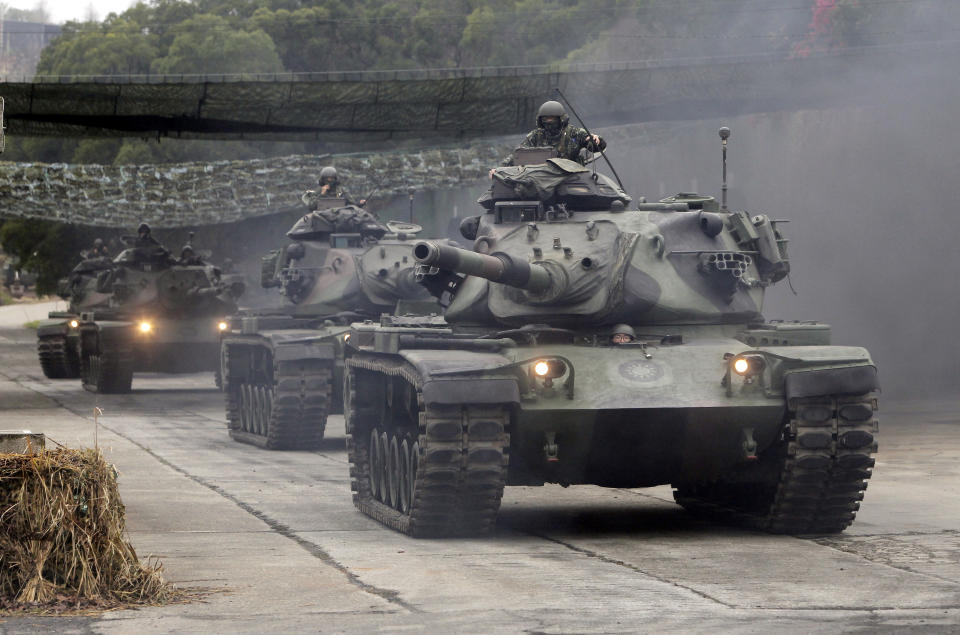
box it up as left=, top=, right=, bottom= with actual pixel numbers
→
left=533, top=359, right=567, bottom=379
left=217, top=321, right=228, bottom=331
left=69, top=319, right=79, bottom=329
left=732, top=355, right=765, bottom=376
left=138, top=321, right=153, bottom=334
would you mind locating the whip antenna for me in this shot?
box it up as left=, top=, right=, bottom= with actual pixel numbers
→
left=554, top=88, right=625, bottom=192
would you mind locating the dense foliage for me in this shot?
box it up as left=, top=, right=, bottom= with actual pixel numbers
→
left=0, top=219, right=109, bottom=295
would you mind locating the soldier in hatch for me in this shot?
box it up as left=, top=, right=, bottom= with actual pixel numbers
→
left=89, top=238, right=110, bottom=258
left=301, top=166, right=366, bottom=209
left=610, top=324, right=636, bottom=345
left=134, top=223, right=161, bottom=248
left=178, top=244, right=203, bottom=266
left=497, top=100, right=607, bottom=170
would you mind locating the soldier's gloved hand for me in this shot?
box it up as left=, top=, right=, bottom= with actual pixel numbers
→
left=359, top=199, right=367, bottom=206
left=320, top=184, right=331, bottom=195
left=489, top=168, right=496, bottom=179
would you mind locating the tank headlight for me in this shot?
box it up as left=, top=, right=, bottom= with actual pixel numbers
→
left=69, top=319, right=79, bottom=329
left=138, top=321, right=153, bottom=334
left=217, top=321, right=228, bottom=331
left=732, top=355, right=765, bottom=376
left=533, top=359, right=567, bottom=379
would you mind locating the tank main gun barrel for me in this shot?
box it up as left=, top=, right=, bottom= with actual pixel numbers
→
left=413, top=241, right=553, bottom=294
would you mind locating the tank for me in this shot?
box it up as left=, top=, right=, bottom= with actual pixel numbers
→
left=36, top=256, right=114, bottom=378
left=78, top=237, right=242, bottom=393
left=220, top=201, right=440, bottom=450
left=342, top=133, right=879, bottom=537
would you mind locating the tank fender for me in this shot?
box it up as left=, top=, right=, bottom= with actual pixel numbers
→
left=85, top=321, right=134, bottom=353
left=784, top=365, right=879, bottom=400
left=273, top=340, right=335, bottom=362
left=36, top=319, right=70, bottom=338
left=398, top=350, right=521, bottom=406
left=257, top=329, right=341, bottom=361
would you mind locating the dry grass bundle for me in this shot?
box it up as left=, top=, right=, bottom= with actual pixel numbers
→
left=0, top=448, right=176, bottom=612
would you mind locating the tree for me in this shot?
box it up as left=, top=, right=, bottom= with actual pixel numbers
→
left=36, top=19, right=158, bottom=76
left=0, top=219, right=97, bottom=296
left=150, top=14, right=284, bottom=75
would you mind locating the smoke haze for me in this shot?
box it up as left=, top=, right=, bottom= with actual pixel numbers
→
left=594, top=3, right=960, bottom=399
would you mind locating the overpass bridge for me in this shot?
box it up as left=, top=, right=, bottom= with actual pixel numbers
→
left=2, top=40, right=953, bottom=142
left=0, top=39, right=956, bottom=228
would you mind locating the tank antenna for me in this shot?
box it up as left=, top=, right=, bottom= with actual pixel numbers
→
left=408, top=187, right=416, bottom=223
left=719, top=126, right=730, bottom=211
left=554, top=88, right=626, bottom=192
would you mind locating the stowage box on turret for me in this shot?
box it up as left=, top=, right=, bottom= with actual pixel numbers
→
left=342, top=134, right=879, bottom=538
left=77, top=236, right=242, bottom=393
left=220, top=201, right=440, bottom=450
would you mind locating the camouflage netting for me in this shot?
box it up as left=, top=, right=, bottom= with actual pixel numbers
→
left=0, top=143, right=512, bottom=228
left=2, top=41, right=947, bottom=141
left=0, top=448, right=174, bottom=609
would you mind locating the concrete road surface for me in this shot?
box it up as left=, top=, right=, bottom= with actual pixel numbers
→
left=0, top=321, right=958, bottom=633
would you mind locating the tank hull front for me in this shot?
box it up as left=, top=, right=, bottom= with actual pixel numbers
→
left=344, top=322, right=879, bottom=537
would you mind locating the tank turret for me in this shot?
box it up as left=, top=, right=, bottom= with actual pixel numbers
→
left=259, top=205, right=434, bottom=317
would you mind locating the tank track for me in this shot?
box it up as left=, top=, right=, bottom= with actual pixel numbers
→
left=345, top=357, right=510, bottom=537
left=674, top=393, right=878, bottom=534
left=37, top=335, right=80, bottom=379
left=81, top=348, right=134, bottom=393
left=226, top=342, right=332, bottom=450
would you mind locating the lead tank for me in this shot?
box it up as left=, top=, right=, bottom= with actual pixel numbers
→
left=78, top=238, right=242, bottom=393
left=36, top=256, right=114, bottom=378
left=220, top=202, right=439, bottom=450
left=342, top=133, right=879, bottom=537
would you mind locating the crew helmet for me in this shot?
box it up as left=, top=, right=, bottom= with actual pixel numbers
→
left=610, top=323, right=636, bottom=343
left=93, top=238, right=103, bottom=247
left=319, top=166, right=338, bottom=185
left=536, top=100, right=568, bottom=133
left=137, top=222, right=151, bottom=235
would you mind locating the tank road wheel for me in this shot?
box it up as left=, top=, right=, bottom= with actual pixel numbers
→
left=368, top=428, right=383, bottom=501
left=80, top=336, right=133, bottom=394
left=398, top=438, right=412, bottom=514
left=38, top=335, right=73, bottom=379
left=386, top=433, right=400, bottom=509
left=673, top=393, right=879, bottom=534
left=345, top=360, right=511, bottom=537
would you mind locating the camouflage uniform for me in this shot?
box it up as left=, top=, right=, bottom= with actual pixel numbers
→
left=503, top=125, right=606, bottom=166
left=301, top=185, right=358, bottom=209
